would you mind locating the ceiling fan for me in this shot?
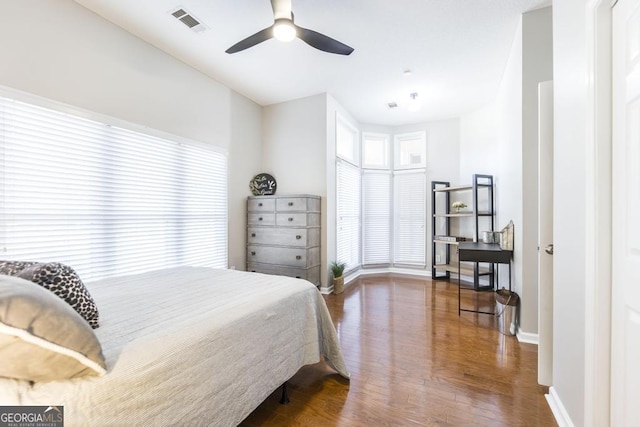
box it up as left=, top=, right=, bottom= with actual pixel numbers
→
left=225, top=0, right=354, bottom=55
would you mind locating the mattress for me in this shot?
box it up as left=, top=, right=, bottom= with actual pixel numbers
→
left=0, top=267, right=349, bottom=426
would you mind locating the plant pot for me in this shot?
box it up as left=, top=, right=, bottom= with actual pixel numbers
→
left=333, top=276, right=344, bottom=294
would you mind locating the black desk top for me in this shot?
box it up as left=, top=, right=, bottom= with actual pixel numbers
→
left=457, top=242, right=512, bottom=263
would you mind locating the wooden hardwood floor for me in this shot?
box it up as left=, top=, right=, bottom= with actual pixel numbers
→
left=241, top=275, right=557, bottom=426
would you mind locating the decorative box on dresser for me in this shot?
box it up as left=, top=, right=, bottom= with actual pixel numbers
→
left=247, top=195, right=321, bottom=286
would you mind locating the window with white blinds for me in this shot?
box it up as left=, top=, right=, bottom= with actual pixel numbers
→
left=362, top=170, right=391, bottom=265
left=0, top=95, right=228, bottom=282
left=336, top=159, right=361, bottom=272
left=393, top=170, right=426, bottom=266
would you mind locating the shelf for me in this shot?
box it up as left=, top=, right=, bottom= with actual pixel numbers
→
left=433, top=263, right=492, bottom=276
left=431, top=174, right=495, bottom=291
left=433, top=183, right=493, bottom=193
left=433, top=211, right=492, bottom=218
left=434, top=240, right=462, bottom=245
left=433, top=184, right=472, bottom=192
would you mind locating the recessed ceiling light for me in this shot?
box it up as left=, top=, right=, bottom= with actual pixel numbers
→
left=403, top=69, right=412, bottom=76
left=387, top=102, right=398, bottom=109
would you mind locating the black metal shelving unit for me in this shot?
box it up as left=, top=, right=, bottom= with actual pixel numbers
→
left=431, top=174, right=495, bottom=290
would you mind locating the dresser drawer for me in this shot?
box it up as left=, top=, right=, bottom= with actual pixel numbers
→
left=247, top=263, right=320, bottom=286
left=247, top=198, right=276, bottom=212
left=247, top=227, right=320, bottom=247
left=247, top=245, right=320, bottom=268
left=247, top=213, right=275, bottom=226
left=276, top=196, right=320, bottom=212
left=276, top=212, right=320, bottom=227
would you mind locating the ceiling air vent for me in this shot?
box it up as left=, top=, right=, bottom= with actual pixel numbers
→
left=170, top=7, right=207, bottom=33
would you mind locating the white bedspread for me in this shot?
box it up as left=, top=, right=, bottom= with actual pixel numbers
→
left=0, top=267, right=349, bottom=426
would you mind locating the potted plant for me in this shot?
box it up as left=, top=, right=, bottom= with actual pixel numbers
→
left=330, top=261, right=346, bottom=294
left=451, top=201, right=467, bottom=213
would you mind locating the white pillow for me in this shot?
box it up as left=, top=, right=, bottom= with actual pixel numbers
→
left=0, top=275, right=106, bottom=382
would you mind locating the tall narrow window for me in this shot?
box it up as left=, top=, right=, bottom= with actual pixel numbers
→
left=335, top=114, right=360, bottom=272
left=394, top=170, right=426, bottom=266
left=0, top=94, right=227, bottom=281
left=336, top=160, right=361, bottom=271
left=362, top=170, right=391, bottom=265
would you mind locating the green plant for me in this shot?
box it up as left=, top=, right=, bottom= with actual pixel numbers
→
left=330, top=261, right=346, bottom=278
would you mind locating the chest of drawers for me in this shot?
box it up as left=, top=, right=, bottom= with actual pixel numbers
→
left=246, top=195, right=321, bottom=286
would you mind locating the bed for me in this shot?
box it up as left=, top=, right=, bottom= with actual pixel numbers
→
left=0, top=266, right=349, bottom=426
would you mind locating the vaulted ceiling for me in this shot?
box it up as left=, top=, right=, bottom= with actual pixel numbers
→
left=73, top=0, right=550, bottom=126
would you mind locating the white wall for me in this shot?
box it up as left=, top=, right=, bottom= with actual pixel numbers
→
left=551, top=0, right=589, bottom=424
left=460, top=16, right=524, bottom=308
left=0, top=0, right=263, bottom=270
left=459, top=7, right=552, bottom=336
left=262, top=94, right=329, bottom=286
left=229, top=92, right=263, bottom=270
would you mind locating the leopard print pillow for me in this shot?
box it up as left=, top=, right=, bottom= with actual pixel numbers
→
left=0, top=260, right=39, bottom=276
left=1, top=261, right=100, bottom=329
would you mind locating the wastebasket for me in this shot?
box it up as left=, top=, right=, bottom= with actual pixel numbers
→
left=495, top=289, right=519, bottom=336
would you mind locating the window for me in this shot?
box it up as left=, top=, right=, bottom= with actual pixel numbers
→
left=362, top=133, right=389, bottom=169
left=335, top=114, right=361, bottom=272
left=362, top=170, right=391, bottom=265
left=0, top=94, right=228, bottom=282
left=336, top=115, right=359, bottom=165
left=393, top=170, right=426, bottom=266
left=394, top=131, right=426, bottom=169
left=336, top=159, right=361, bottom=272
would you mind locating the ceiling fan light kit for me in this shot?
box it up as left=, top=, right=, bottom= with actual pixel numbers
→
left=226, top=0, right=353, bottom=55
left=273, top=19, right=296, bottom=42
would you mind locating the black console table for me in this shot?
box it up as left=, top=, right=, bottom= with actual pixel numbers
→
left=457, top=242, right=513, bottom=315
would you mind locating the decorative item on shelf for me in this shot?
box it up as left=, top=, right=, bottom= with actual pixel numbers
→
left=249, top=173, right=277, bottom=196
left=330, top=261, right=346, bottom=295
left=451, top=201, right=467, bottom=213
left=500, top=220, right=515, bottom=250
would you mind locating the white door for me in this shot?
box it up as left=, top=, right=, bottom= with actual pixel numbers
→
left=537, top=81, right=553, bottom=386
left=612, top=0, right=640, bottom=425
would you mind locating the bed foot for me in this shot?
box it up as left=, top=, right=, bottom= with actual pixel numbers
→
left=279, top=382, right=290, bottom=404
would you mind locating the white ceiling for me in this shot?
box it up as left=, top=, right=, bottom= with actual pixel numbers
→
left=73, top=0, right=550, bottom=126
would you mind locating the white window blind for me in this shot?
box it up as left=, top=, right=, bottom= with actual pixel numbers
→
left=0, top=95, right=227, bottom=282
left=393, top=170, right=426, bottom=266
left=362, top=170, right=391, bottom=265
left=336, top=159, right=361, bottom=272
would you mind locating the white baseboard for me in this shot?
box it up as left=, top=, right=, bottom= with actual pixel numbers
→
left=545, top=386, right=575, bottom=427
left=516, top=330, right=539, bottom=345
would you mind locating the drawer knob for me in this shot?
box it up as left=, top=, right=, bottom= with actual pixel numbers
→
left=288, top=217, right=294, bottom=222
left=258, top=217, right=263, bottom=221
left=251, top=251, right=256, bottom=256
left=296, top=255, right=302, bottom=260
left=296, top=235, right=302, bottom=240
left=258, top=202, right=263, bottom=207
left=288, top=202, right=294, bottom=206
left=251, top=233, right=256, bottom=237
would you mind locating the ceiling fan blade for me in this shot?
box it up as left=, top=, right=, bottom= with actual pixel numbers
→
left=296, top=26, right=354, bottom=55
left=225, top=26, right=274, bottom=54
left=271, top=0, right=292, bottom=20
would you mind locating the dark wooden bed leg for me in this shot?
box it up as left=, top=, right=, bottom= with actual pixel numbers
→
left=279, top=382, right=290, bottom=404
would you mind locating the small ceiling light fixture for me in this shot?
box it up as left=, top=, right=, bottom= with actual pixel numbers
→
left=387, top=102, right=398, bottom=109
left=273, top=18, right=297, bottom=42
left=407, top=92, right=422, bottom=112
left=403, top=69, right=412, bottom=76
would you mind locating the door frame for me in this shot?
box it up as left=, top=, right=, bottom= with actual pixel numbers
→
left=583, top=0, right=613, bottom=425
